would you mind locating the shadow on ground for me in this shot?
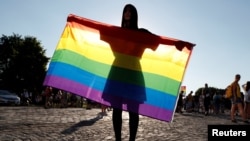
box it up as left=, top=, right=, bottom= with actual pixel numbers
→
left=61, top=112, right=104, bottom=134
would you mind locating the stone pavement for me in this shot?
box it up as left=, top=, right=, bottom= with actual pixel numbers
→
left=0, top=106, right=248, bottom=141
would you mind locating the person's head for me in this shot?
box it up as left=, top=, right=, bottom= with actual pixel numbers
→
left=205, top=83, right=208, bottom=87
left=235, top=74, right=241, bottom=82
left=121, top=4, right=138, bottom=29
left=246, top=81, right=250, bottom=91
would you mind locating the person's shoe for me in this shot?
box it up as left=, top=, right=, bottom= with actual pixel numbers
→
left=231, top=119, right=237, bottom=123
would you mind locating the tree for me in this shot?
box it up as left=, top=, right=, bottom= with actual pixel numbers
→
left=0, top=34, right=50, bottom=95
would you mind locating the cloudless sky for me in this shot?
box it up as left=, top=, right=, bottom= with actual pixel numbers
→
left=1, top=0, right=250, bottom=94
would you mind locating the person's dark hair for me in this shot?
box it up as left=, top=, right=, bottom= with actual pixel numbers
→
left=121, top=4, right=138, bottom=29
left=246, top=81, right=250, bottom=91
left=235, top=74, right=241, bottom=79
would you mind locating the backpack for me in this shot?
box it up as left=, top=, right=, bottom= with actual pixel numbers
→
left=224, top=85, right=232, bottom=99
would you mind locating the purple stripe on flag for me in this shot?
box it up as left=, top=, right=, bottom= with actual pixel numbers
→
left=44, top=75, right=173, bottom=121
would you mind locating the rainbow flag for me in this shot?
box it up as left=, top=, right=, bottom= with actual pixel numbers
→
left=43, top=14, right=195, bottom=122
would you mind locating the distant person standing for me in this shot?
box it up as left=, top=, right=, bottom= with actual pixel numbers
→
left=213, top=91, right=222, bottom=114
left=185, top=91, right=194, bottom=112
left=101, top=104, right=108, bottom=115
left=242, top=81, right=250, bottom=119
left=202, top=83, right=211, bottom=116
left=230, top=74, right=248, bottom=123
left=60, top=90, right=68, bottom=108
left=176, top=90, right=184, bottom=113
left=23, top=89, right=30, bottom=101
left=22, top=89, right=31, bottom=105
left=44, top=86, right=52, bottom=108
left=199, top=92, right=205, bottom=113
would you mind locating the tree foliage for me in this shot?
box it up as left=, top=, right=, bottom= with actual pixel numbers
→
left=0, top=34, right=50, bottom=94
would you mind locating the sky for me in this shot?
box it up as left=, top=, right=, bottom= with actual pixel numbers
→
left=1, top=0, right=250, bottom=94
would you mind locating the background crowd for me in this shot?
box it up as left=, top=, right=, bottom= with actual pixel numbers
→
left=176, top=75, right=250, bottom=123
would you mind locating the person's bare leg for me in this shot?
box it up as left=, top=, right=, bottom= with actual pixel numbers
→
left=238, top=103, right=247, bottom=121
left=231, top=104, right=236, bottom=122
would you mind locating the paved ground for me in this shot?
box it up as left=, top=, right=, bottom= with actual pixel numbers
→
left=0, top=106, right=248, bottom=141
